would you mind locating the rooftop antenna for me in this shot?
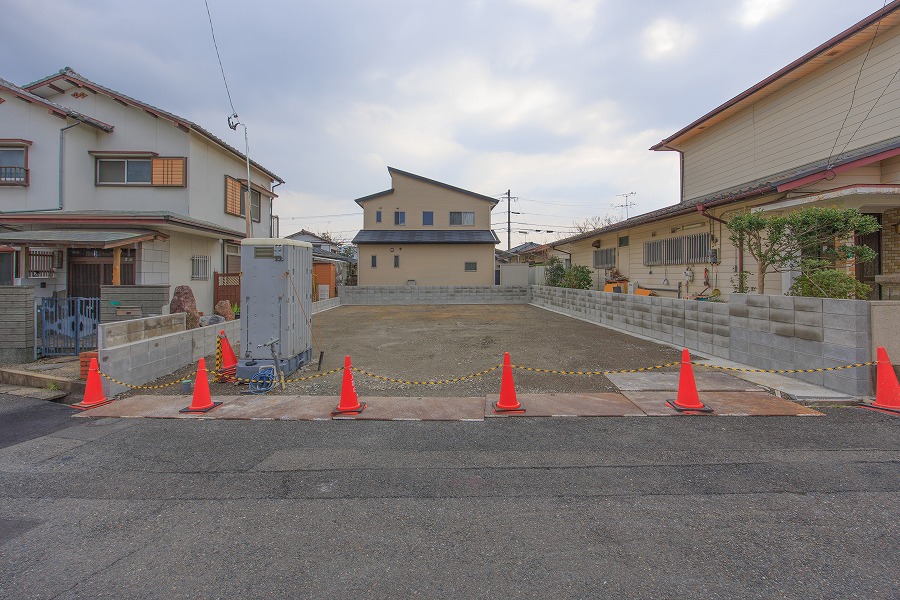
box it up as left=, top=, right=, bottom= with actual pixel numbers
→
left=615, top=192, right=636, bottom=220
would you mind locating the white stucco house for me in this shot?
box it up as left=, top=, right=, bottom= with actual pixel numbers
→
left=0, top=67, right=283, bottom=312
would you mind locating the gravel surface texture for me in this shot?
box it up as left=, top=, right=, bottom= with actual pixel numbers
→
left=198, top=304, right=687, bottom=398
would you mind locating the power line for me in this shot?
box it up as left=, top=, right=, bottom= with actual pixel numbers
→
left=203, top=0, right=237, bottom=116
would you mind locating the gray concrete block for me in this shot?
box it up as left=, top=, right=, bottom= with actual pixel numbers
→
left=748, top=307, right=769, bottom=320
left=824, top=314, right=870, bottom=332
left=771, top=322, right=795, bottom=337
left=746, top=295, right=770, bottom=308
left=793, top=324, right=823, bottom=342
left=793, top=310, right=823, bottom=328
left=823, top=298, right=870, bottom=316
left=768, top=295, right=794, bottom=310
left=795, top=339, right=824, bottom=357
left=729, top=339, right=749, bottom=354
left=747, top=318, right=769, bottom=332
left=823, top=344, right=871, bottom=364
left=768, top=308, right=794, bottom=324
left=823, top=327, right=870, bottom=348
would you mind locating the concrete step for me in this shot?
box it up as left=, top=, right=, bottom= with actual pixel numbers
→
left=0, top=368, right=85, bottom=403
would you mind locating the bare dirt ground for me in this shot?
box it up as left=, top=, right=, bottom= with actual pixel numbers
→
left=204, top=305, right=685, bottom=398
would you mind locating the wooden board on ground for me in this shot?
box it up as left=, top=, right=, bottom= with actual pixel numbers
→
left=331, top=396, right=485, bottom=421
left=620, top=391, right=824, bottom=417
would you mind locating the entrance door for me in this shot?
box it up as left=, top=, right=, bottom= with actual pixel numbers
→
left=67, top=248, right=135, bottom=297
left=855, top=214, right=882, bottom=300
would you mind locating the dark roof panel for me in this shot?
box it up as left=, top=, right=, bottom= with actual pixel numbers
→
left=352, top=230, right=500, bottom=245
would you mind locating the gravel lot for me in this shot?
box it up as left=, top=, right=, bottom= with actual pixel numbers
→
left=205, top=304, right=685, bottom=398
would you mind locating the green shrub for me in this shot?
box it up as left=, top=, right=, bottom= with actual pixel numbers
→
left=788, top=269, right=871, bottom=299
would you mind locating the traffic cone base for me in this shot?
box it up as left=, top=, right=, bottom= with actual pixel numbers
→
left=668, top=348, right=713, bottom=414
left=180, top=401, right=223, bottom=414
left=857, top=402, right=900, bottom=416
left=73, top=357, right=112, bottom=410
left=333, top=355, right=365, bottom=415
left=492, top=401, right=526, bottom=414
left=494, top=352, right=525, bottom=413
left=181, top=358, right=221, bottom=413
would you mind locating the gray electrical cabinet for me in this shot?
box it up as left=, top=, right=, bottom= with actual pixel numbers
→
left=236, top=238, right=313, bottom=380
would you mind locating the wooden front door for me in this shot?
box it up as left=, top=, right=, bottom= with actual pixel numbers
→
left=855, top=214, right=882, bottom=300
left=67, top=248, right=135, bottom=298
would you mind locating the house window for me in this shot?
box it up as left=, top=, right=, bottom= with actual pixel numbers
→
left=376, top=210, right=382, bottom=223
left=394, top=255, right=400, bottom=268
left=423, top=211, right=434, bottom=226
left=643, top=233, right=709, bottom=266
left=450, top=211, right=475, bottom=226
left=225, top=176, right=261, bottom=222
left=464, top=261, right=477, bottom=272
left=593, top=248, right=616, bottom=269
left=224, top=243, right=241, bottom=273
left=95, top=156, right=186, bottom=186
left=618, top=236, right=629, bottom=247
left=0, top=142, right=29, bottom=186
left=27, top=249, right=55, bottom=278
left=394, top=211, right=405, bottom=225
left=371, top=255, right=377, bottom=268
left=191, top=255, right=210, bottom=280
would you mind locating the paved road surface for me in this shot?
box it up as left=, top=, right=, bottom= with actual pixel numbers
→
left=0, top=397, right=897, bottom=599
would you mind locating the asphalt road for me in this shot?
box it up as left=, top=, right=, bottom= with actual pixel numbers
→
left=0, top=397, right=897, bottom=599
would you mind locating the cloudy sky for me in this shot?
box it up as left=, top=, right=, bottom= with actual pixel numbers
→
left=2, top=0, right=891, bottom=248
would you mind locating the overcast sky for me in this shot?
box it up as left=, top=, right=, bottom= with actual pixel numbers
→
left=2, top=0, right=891, bottom=248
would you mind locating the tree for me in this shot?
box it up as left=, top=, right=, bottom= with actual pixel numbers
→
left=315, top=230, right=349, bottom=247
left=545, top=256, right=566, bottom=287
left=545, top=257, right=593, bottom=290
left=570, top=213, right=621, bottom=235
left=726, top=206, right=879, bottom=295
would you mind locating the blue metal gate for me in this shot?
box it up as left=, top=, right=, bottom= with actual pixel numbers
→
left=38, top=297, right=101, bottom=356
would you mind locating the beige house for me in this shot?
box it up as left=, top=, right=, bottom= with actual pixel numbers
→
left=553, top=1, right=900, bottom=301
left=352, top=167, right=500, bottom=285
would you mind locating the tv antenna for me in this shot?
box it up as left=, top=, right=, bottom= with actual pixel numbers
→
left=615, top=192, right=636, bottom=220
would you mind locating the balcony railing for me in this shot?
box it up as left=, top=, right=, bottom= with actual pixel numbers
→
left=0, top=166, right=29, bottom=186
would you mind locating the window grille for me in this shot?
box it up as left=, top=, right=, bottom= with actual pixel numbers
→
left=28, top=250, right=54, bottom=278
left=643, top=233, right=710, bottom=266
left=191, top=255, right=210, bottom=280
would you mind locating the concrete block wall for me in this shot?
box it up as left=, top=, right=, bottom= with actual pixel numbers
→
left=312, top=297, right=341, bottom=313
left=100, top=285, right=171, bottom=323
left=99, top=313, right=186, bottom=349
left=530, top=286, right=871, bottom=396
left=0, top=286, right=35, bottom=364
left=338, top=286, right=530, bottom=305
left=99, top=319, right=240, bottom=397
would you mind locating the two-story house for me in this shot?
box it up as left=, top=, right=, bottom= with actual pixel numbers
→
left=0, top=68, right=283, bottom=311
left=552, top=1, right=900, bottom=301
left=352, top=167, right=500, bottom=286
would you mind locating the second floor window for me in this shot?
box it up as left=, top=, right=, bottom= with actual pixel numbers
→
left=0, top=143, right=29, bottom=186
left=450, top=211, right=475, bottom=226
left=225, top=176, right=261, bottom=222
left=423, top=211, right=434, bottom=226
left=394, top=211, right=405, bottom=225
left=95, top=156, right=186, bottom=186
left=376, top=210, right=382, bottom=223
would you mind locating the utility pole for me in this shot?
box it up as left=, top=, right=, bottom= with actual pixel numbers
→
left=507, top=190, right=511, bottom=250
left=615, top=192, right=636, bottom=220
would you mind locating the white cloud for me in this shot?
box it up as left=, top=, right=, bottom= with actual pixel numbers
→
left=508, top=0, right=604, bottom=41
left=641, top=19, right=696, bottom=61
left=736, top=0, right=792, bottom=28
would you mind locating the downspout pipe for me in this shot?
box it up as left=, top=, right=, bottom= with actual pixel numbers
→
left=1, top=120, right=84, bottom=214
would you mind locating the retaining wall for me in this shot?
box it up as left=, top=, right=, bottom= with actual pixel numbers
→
left=99, top=313, right=186, bottom=349
left=0, top=286, right=35, bottom=364
left=312, top=297, right=341, bottom=313
left=99, top=285, right=171, bottom=323
left=338, top=285, right=530, bottom=305
left=99, top=318, right=240, bottom=397
left=529, top=286, right=871, bottom=396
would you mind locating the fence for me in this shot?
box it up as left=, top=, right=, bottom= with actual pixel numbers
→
left=213, top=271, right=241, bottom=309
left=0, top=286, right=34, bottom=364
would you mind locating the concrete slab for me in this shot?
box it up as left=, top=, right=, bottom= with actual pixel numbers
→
left=620, top=391, right=823, bottom=417
left=332, top=397, right=485, bottom=421
left=692, top=358, right=858, bottom=403
left=607, top=370, right=763, bottom=392
left=484, top=393, right=646, bottom=418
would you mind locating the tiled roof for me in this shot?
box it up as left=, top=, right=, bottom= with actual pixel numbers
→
left=552, top=135, right=900, bottom=247
left=0, top=77, right=114, bottom=132
left=352, top=230, right=500, bottom=244
left=23, top=68, right=283, bottom=183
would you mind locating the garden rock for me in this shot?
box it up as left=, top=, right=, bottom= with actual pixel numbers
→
left=170, top=285, right=201, bottom=330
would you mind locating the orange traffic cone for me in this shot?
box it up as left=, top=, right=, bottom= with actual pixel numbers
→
left=215, top=330, right=238, bottom=382
left=666, top=349, right=713, bottom=413
left=72, top=357, right=113, bottom=410
left=859, top=347, right=900, bottom=415
left=493, top=352, right=525, bottom=413
left=332, top=355, right=366, bottom=415
left=180, top=358, right=222, bottom=413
